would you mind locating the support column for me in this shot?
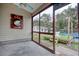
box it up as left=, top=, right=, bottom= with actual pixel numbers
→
left=53, top=6, right=55, bottom=54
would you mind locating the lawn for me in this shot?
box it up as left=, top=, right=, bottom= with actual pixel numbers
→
left=71, top=42, right=79, bottom=50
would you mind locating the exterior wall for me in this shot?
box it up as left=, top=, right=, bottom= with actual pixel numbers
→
left=0, top=3, right=31, bottom=41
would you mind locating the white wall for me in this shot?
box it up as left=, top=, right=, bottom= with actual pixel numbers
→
left=0, top=3, right=31, bottom=41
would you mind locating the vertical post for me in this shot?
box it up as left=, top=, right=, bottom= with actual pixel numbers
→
left=53, top=6, right=55, bottom=54
left=68, top=17, right=71, bottom=39
left=77, top=3, right=79, bottom=56
left=39, top=14, right=40, bottom=43
left=31, top=16, right=33, bottom=41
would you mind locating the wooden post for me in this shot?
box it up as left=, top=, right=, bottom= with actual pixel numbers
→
left=39, top=14, right=40, bottom=43
left=53, top=6, right=55, bottom=54
left=31, top=16, right=33, bottom=41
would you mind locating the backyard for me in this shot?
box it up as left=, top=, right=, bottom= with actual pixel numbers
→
left=33, top=33, right=79, bottom=51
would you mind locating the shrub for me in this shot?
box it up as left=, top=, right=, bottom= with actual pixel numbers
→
left=58, top=39, right=69, bottom=44
left=43, top=36, right=50, bottom=41
left=57, top=35, right=72, bottom=44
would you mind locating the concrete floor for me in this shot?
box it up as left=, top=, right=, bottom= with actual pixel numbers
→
left=0, top=41, right=54, bottom=56
left=55, top=46, right=78, bottom=56
left=0, top=40, right=78, bottom=56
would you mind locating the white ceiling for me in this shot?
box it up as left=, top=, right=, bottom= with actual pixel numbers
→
left=14, top=3, right=43, bottom=13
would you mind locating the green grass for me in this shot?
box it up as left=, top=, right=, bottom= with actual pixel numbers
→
left=58, top=35, right=72, bottom=40
left=71, top=43, right=79, bottom=49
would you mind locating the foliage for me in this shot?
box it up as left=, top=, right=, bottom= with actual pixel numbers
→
left=56, top=6, right=78, bottom=32
left=43, top=36, right=50, bottom=41
left=58, top=39, right=68, bottom=44
left=40, top=14, right=53, bottom=32
left=33, top=13, right=52, bottom=33
left=33, top=5, right=78, bottom=33
left=33, top=20, right=39, bottom=26
left=57, top=35, right=73, bottom=44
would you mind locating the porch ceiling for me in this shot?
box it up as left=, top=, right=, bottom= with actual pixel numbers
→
left=14, top=3, right=70, bottom=16
left=14, top=3, right=43, bottom=13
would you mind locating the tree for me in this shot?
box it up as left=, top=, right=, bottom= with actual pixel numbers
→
left=40, top=14, right=52, bottom=32
left=33, top=13, right=52, bottom=33
left=56, top=5, right=78, bottom=33
left=56, top=12, right=67, bottom=32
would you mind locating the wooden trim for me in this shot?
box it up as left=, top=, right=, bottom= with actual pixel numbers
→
left=33, top=31, right=53, bottom=35
left=53, top=7, right=55, bottom=54
left=78, top=4, right=79, bottom=33
left=33, top=40, right=55, bottom=54
left=31, top=16, right=33, bottom=41
left=39, top=14, right=40, bottom=43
